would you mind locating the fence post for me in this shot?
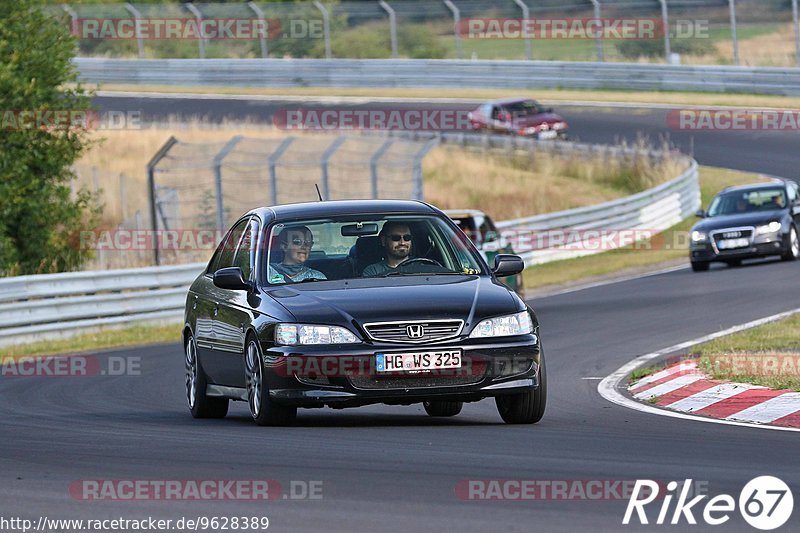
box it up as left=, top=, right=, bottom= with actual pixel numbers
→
left=379, top=0, right=398, bottom=59
left=412, top=139, right=439, bottom=201
left=313, top=1, right=332, bottom=59
left=728, top=0, right=739, bottom=65
left=120, top=173, right=128, bottom=221
left=268, top=137, right=296, bottom=205
left=370, top=139, right=395, bottom=199
left=588, top=0, right=603, bottom=62
left=124, top=3, right=145, bottom=58
left=658, top=0, right=671, bottom=62
left=793, top=0, right=800, bottom=67
left=443, top=0, right=462, bottom=60
left=513, top=0, right=532, bottom=60
left=146, top=136, right=178, bottom=265
left=212, top=136, right=243, bottom=231
left=184, top=3, right=206, bottom=59
left=248, top=2, right=269, bottom=58
left=319, top=136, right=346, bottom=200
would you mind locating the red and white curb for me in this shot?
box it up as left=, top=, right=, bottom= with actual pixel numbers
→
left=629, top=360, right=800, bottom=428
left=598, top=307, right=800, bottom=432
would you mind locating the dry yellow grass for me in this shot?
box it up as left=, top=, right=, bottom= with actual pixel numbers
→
left=684, top=23, right=799, bottom=67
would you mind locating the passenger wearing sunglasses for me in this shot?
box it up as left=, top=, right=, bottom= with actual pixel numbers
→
left=362, top=221, right=415, bottom=277
left=268, top=225, right=327, bottom=283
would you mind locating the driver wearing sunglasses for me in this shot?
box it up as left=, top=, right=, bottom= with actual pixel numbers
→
left=362, top=221, right=415, bottom=277
left=268, top=225, right=327, bottom=283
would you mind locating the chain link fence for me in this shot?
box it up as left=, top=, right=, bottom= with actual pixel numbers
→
left=48, top=0, right=800, bottom=66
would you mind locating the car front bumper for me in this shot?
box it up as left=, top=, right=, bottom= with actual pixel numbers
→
left=690, top=234, right=787, bottom=262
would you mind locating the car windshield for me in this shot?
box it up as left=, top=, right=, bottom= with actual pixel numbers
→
left=263, top=215, right=486, bottom=285
left=505, top=100, right=544, bottom=116
left=707, top=188, right=787, bottom=216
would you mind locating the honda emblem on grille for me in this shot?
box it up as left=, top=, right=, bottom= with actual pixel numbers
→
left=406, top=324, right=424, bottom=339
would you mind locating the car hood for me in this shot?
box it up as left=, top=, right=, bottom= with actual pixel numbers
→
left=264, top=276, right=519, bottom=330
left=692, top=210, right=785, bottom=232
left=512, top=113, right=565, bottom=127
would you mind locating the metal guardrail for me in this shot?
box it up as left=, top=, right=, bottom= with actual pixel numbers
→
left=75, top=57, right=800, bottom=96
left=0, top=135, right=698, bottom=348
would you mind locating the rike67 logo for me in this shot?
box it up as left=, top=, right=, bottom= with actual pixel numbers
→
left=624, top=476, right=793, bottom=530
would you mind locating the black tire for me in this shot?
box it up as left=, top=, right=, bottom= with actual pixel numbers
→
left=245, top=337, right=297, bottom=426
left=691, top=261, right=709, bottom=272
left=726, top=259, right=742, bottom=267
left=423, top=400, right=463, bottom=417
left=495, top=353, right=547, bottom=424
left=185, top=335, right=228, bottom=419
left=781, top=226, right=799, bottom=261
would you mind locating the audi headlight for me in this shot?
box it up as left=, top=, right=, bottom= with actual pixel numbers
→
left=469, top=311, right=534, bottom=339
left=691, top=230, right=708, bottom=242
left=275, top=324, right=359, bottom=345
left=756, top=221, right=782, bottom=235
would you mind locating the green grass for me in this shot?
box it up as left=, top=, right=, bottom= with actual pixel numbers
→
left=629, top=365, right=662, bottom=384
left=0, top=323, right=182, bottom=359
left=522, top=166, right=771, bottom=290
left=693, top=314, right=800, bottom=391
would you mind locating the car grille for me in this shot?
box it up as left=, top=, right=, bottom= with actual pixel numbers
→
left=711, top=227, right=754, bottom=251
left=363, top=320, right=463, bottom=344
left=348, top=361, right=487, bottom=390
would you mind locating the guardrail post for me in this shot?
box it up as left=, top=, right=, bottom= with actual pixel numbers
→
left=212, top=136, right=243, bottom=231
left=513, top=0, right=532, bottom=60
left=589, top=0, right=603, bottom=62
left=268, top=137, right=295, bottom=205
left=147, top=136, right=178, bottom=265
left=443, top=0, right=462, bottom=60
left=370, top=139, right=394, bottom=199
left=728, top=0, right=739, bottom=65
left=184, top=3, right=206, bottom=59
left=248, top=2, right=269, bottom=58
left=658, top=0, right=671, bottom=62
left=319, top=136, right=346, bottom=200
left=793, top=0, right=800, bottom=67
left=313, top=1, right=332, bottom=59
left=412, top=138, right=439, bottom=201
left=124, top=3, right=145, bottom=58
left=120, top=173, right=128, bottom=221
left=379, top=0, right=398, bottom=59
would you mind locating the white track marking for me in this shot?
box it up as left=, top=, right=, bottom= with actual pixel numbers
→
left=633, top=374, right=704, bottom=400
left=630, top=360, right=697, bottom=391
left=665, top=383, right=761, bottom=412
left=727, top=393, right=800, bottom=424
left=598, top=307, right=800, bottom=432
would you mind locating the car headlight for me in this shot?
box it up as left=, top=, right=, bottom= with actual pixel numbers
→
left=275, top=324, right=359, bottom=345
left=691, top=230, right=708, bottom=242
left=756, top=221, right=782, bottom=235
left=469, top=311, right=534, bottom=339
left=552, top=121, right=567, bottom=130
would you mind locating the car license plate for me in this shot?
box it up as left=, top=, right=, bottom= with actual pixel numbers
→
left=538, top=130, right=557, bottom=139
left=718, top=238, right=749, bottom=250
left=375, top=350, right=462, bottom=373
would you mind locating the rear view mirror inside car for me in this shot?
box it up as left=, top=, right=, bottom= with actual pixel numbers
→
left=341, top=223, right=379, bottom=237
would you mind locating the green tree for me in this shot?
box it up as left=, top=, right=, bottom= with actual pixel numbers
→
left=0, top=0, right=100, bottom=275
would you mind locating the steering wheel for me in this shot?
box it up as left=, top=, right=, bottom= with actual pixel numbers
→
left=396, top=257, right=449, bottom=274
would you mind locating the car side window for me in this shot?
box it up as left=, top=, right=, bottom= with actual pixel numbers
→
left=208, top=217, right=251, bottom=274
left=491, top=106, right=500, bottom=119
left=233, top=217, right=259, bottom=281
left=479, top=216, right=498, bottom=244
left=788, top=183, right=798, bottom=204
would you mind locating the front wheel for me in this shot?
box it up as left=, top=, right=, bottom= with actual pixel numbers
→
left=185, top=335, right=228, bottom=419
left=495, top=354, right=547, bottom=424
left=423, top=400, right=463, bottom=417
left=691, top=260, right=709, bottom=272
left=781, top=226, right=799, bottom=261
left=245, top=338, right=296, bottom=426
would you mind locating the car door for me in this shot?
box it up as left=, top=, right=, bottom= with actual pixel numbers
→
left=201, top=217, right=250, bottom=384
left=788, top=182, right=800, bottom=225
left=213, top=216, right=261, bottom=386
left=490, top=106, right=511, bottom=133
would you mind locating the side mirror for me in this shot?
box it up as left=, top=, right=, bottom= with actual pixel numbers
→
left=695, top=209, right=706, bottom=218
left=213, top=267, right=250, bottom=291
left=493, top=254, right=524, bottom=278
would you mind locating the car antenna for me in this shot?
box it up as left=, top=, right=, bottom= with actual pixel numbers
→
left=315, top=184, right=323, bottom=201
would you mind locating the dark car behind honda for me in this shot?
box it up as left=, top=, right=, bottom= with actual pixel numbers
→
left=183, top=200, right=545, bottom=426
left=689, top=180, right=800, bottom=271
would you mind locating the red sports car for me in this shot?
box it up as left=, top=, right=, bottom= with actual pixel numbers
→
left=468, top=97, right=569, bottom=140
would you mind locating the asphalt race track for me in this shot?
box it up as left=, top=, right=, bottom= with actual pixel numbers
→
left=0, top=95, right=798, bottom=531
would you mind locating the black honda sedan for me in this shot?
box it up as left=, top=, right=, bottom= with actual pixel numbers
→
left=689, top=180, right=800, bottom=271
left=183, top=200, right=545, bottom=426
